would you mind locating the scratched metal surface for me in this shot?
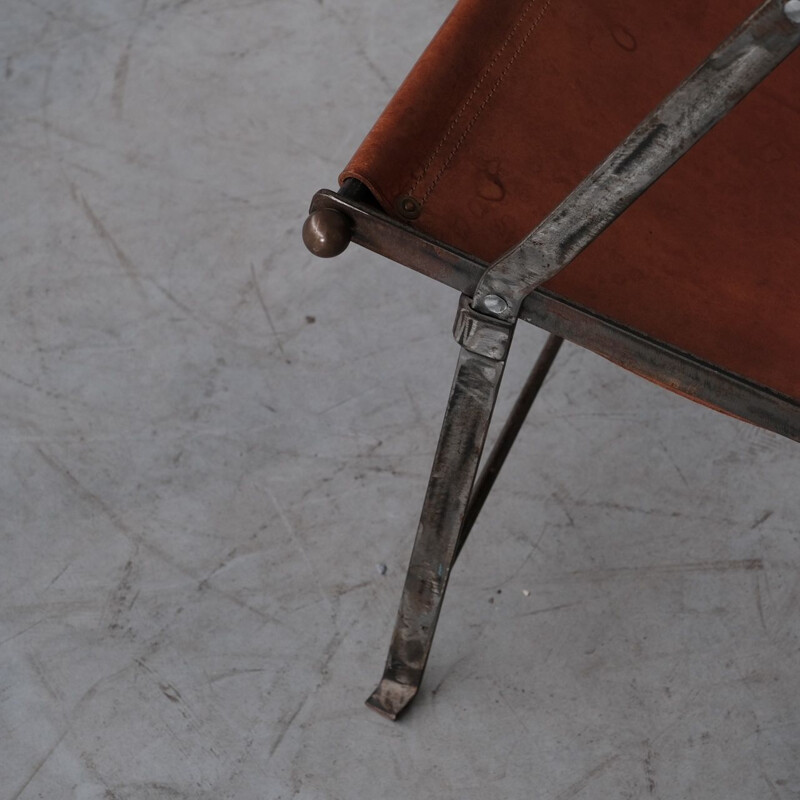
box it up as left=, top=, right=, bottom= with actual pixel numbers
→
left=0, top=1, right=798, bottom=798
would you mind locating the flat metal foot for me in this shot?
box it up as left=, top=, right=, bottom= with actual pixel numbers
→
left=366, top=679, right=419, bottom=720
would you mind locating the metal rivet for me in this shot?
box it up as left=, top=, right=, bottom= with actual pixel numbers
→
left=482, top=294, right=508, bottom=315
left=785, top=0, right=800, bottom=22
left=396, top=195, right=421, bottom=220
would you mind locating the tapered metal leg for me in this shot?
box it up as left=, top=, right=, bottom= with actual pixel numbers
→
left=367, top=298, right=513, bottom=719
left=455, top=334, right=563, bottom=562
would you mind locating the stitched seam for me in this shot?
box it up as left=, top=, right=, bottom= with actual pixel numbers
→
left=408, top=0, right=541, bottom=197
left=419, top=0, right=555, bottom=206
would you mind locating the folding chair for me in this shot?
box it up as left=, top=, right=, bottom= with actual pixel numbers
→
left=303, top=0, right=800, bottom=719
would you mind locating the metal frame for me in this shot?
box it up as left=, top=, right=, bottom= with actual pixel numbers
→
left=309, top=189, right=800, bottom=443
left=303, top=0, right=800, bottom=719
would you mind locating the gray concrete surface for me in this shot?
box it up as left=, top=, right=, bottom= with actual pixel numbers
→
left=1, top=1, right=799, bottom=797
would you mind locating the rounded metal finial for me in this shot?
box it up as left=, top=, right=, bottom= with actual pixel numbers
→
left=785, top=0, right=800, bottom=23
left=302, top=209, right=351, bottom=258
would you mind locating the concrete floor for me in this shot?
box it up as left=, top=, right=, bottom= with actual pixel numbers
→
left=1, top=0, right=799, bottom=797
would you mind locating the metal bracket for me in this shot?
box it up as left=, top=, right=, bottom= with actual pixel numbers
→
left=453, top=295, right=514, bottom=360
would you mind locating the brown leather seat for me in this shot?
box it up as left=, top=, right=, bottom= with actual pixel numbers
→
left=341, top=0, right=800, bottom=403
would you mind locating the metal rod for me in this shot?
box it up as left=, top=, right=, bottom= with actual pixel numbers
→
left=455, top=334, right=563, bottom=561
left=473, top=0, right=800, bottom=318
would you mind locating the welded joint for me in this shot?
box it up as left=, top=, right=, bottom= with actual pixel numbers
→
left=453, top=294, right=514, bottom=360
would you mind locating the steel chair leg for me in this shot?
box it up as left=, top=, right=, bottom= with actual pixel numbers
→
left=367, top=324, right=564, bottom=719
left=366, top=345, right=507, bottom=718
left=367, top=296, right=514, bottom=719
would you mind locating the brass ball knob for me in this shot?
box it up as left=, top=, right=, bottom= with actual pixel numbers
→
left=302, top=209, right=351, bottom=258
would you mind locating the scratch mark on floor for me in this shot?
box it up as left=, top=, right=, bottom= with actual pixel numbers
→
left=0, top=366, right=45, bottom=393
left=266, top=485, right=332, bottom=612
left=0, top=619, right=45, bottom=648
left=148, top=279, right=212, bottom=325
left=40, top=45, right=55, bottom=152
left=552, top=753, right=620, bottom=800
left=657, top=439, right=689, bottom=489
left=755, top=573, right=768, bottom=632
left=570, top=559, right=763, bottom=579
left=573, top=498, right=739, bottom=527
left=198, top=547, right=238, bottom=588
left=9, top=662, right=133, bottom=800
left=112, top=0, right=149, bottom=117
left=515, top=601, right=579, bottom=619
left=317, top=385, right=378, bottom=416
left=33, top=444, right=282, bottom=625
left=107, top=552, right=139, bottom=631
left=79, top=752, right=119, bottom=799
left=430, top=652, right=472, bottom=697
left=30, top=647, right=66, bottom=697
left=551, top=491, right=575, bottom=526
left=751, top=510, right=774, bottom=530
left=324, top=5, right=392, bottom=92
left=70, top=182, right=147, bottom=298
left=319, top=629, right=346, bottom=681
left=762, top=771, right=783, bottom=800
left=111, top=43, right=131, bottom=116
left=251, top=263, right=289, bottom=363
left=330, top=580, right=371, bottom=598
left=45, top=562, right=71, bottom=589
left=267, top=696, right=308, bottom=761
left=643, top=741, right=656, bottom=795
left=491, top=684, right=533, bottom=735
left=134, top=657, right=194, bottom=722
left=9, top=724, right=71, bottom=800
left=480, top=531, right=544, bottom=593
left=207, top=667, right=268, bottom=684
left=159, top=682, right=182, bottom=703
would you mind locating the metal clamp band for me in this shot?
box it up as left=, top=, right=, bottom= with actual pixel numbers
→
left=453, top=295, right=514, bottom=361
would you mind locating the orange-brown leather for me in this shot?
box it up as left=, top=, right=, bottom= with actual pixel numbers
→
left=341, top=0, right=800, bottom=403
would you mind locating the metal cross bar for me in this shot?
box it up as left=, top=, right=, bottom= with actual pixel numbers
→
left=455, top=334, right=564, bottom=563
left=472, top=0, right=800, bottom=319
left=307, top=188, right=800, bottom=442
